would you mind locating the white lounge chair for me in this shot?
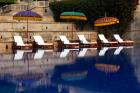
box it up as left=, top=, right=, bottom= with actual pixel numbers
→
left=33, top=35, right=53, bottom=49
left=114, top=46, right=124, bottom=55
left=59, top=35, right=79, bottom=48
left=98, top=47, right=109, bottom=56
left=13, top=36, right=32, bottom=49
left=114, top=34, right=134, bottom=46
left=77, top=35, right=98, bottom=48
left=98, top=34, right=118, bottom=47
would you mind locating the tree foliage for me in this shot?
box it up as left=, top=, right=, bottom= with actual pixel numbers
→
left=50, top=0, right=138, bottom=32
left=0, top=0, right=16, bottom=7
left=0, top=0, right=16, bottom=3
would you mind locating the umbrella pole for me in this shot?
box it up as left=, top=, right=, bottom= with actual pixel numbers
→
left=27, top=0, right=29, bottom=43
left=72, top=23, right=73, bottom=40
left=27, top=18, right=28, bottom=43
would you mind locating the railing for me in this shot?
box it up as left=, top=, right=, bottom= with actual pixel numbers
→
left=0, top=1, right=49, bottom=14
left=0, top=5, right=12, bottom=14
left=31, top=1, right=49, bottom=8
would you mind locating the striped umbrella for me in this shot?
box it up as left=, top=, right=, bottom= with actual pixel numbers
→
left=60, top=11, right=87, bottom=21
left=13, top=10, right=42, bottom=21
left=94, top=17, right=119, bottom=27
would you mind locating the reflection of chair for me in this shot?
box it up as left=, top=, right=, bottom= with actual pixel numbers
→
left=34, top=49, right=53, bottom=59
left=114, top=46, right=124, bottom=55
left=98, top=34, right=118, bottom=47
left=33, top=35, right=53, bottom=49
left=34, top=49, right=45, bottom=59
left=60, top=49, right=70, bottom=58
left=78, top=48, right=88, bottom=57
left=59, top=35, right=79, bottom=48
left=77, top=35, right=98, bottom=48
left=78, top=48, right=97, bottom=57
left=114, top=34, right=134, bottom=46
left=14, top=50, right=32, bottom=60
left=60, top=49, right=79, bottom=58
left=14, top=50, right=24, bottom=60
left=99, top=47, right=109, bottom=56
left=13, top=36, right=32, bottom=49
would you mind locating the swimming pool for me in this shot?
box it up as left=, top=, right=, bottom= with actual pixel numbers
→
left=0, top=44, right=140, bottom=93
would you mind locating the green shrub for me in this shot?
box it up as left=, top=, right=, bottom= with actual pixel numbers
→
left=50, top=0, right=138, bottom=32
left=0, top=0, right=16, bottom=4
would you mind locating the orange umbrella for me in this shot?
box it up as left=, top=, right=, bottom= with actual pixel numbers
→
left=94, top=17, right=119, bottom=27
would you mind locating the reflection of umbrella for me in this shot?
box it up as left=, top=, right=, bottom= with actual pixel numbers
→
left=61, top=71, right=87, bottom=81
left=24, top=85, right=63, bottom=93
left=15, top=73, right=43, bottom=86
left=52, top=51, right=140, bottom=93
left=13, top=10, right=42, bottom=42
left=60, top=11, right=87, bottom=39
left=94, top=17, right=119, bottom=26
left=95, top=63, right=120, bottom=73
left=52, top=58, right=90, bottom=82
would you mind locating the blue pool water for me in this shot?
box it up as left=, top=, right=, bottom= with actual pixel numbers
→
left=0, top=44, right=140, bottom=93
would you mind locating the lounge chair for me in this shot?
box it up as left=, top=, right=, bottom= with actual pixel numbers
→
left=98, top=34, right=118, bottom=47
left=98, top=47, right=109, bottom=56
left=13, top=36, right=32, bottom=49
left=59, top=35, right=79, bottom=49
left=77, top=35, right=98, bottom=48
left=33, top=35, right=54, bottom=49
left=114, top=34, right=134, bottom=46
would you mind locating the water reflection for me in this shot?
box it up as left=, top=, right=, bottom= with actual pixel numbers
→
left=0, top=46, right=139, bottom=93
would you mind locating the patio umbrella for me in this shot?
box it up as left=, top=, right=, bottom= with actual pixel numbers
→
left=13, top=10, right=42, bottom=42
left=60, top=11, right=87, bottom=21
left=94, top=17, right=119, bottom=38
left=13, top=10, right=42, bottom=21
left=94, top=17, right=119, bottom=27
left=60, top=11, right=87, bottom=39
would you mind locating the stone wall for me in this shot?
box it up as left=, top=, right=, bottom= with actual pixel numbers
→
left=0, top=21, right=74, bottom=31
